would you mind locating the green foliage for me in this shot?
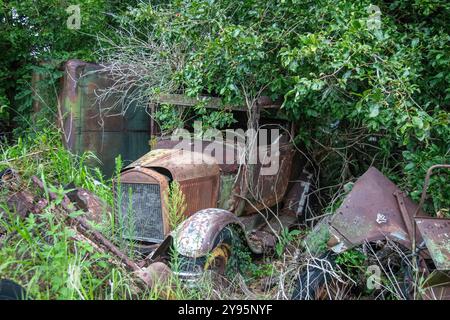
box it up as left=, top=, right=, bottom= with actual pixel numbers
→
left=0, top=0, right=136, bottom=133
left=251, top=263, right=276, bottom=279
left=155, top=104, right=186, bottom=133
left=3, top=0, right=448, bottom=211
left=0, top=128, right=155, bottom=299
left=193, top=102, right=236, bottom=131
left=275, top=228, right=301, bottom=258
left=335, top=249, right=367, bottom=268
left=226, top=240, right=254, bottom=278
left=154, top=101, right=236, bottom=134
left=224, top=227, right=276, bottom=280
left=303, top=222, right=331, bottom=255
left=224, top=227, right=258, bottom=278
left=165, top=181, right=187, bottom=230
left=119, top=0, right=449, bottom=213
left=0, top=201, right=134, bottom=299
left=335, top=249, right=367, bottom=278
left=227, top=242, right=275, bottom=280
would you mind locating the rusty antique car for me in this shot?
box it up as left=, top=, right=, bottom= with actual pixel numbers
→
left=41, top=62, right=314, bottom=281
left=112, top=106, right=312, bottom=279
left=33, top=59, right=312, bottom=280
left=115, top=130, right=313, bottom=280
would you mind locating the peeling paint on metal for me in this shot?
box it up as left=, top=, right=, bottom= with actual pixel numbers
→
left=416, top=218, right=450, bottom=270
left=328, top=167, right=424, bottom=250
left=172, top=208, right=244, bottom=258
left=58, top=59, right=152, bottom=176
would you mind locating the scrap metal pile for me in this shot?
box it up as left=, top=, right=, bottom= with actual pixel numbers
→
left=294, top=165, right=450, bottom=300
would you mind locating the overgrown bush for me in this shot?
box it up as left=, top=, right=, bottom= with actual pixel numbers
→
left=101, top=0, right=449, bottom=214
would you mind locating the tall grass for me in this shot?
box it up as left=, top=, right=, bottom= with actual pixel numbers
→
left=0, top=127, right=141, bottom=299
left=0, top=127, right=236, bottom=300
left=0, top=203, right=138, bottom=299
left=0, top=125, right=112, bottom=203
left=164, top=181, right=187, bottom=230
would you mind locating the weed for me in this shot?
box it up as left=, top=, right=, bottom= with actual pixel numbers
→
left=164, top=181, right=187, bottom=230
left=0, top=203, right=134, bottom=299
left=275, top=228, right=301, bottom=258
left=335, top=249, right=367, bottom=278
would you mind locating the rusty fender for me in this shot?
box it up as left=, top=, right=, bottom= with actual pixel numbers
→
left=166, top=208, right=261, bottom=259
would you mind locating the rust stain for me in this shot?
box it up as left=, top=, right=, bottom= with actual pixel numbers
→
left=155, top=138, right=240, bottom=174
left=243, top=143, right=295, bottom=214
left=173, top=208, right=244, bottom=258
left=57, top=59, right=152, bottom=176
left=126, top=149, right=220, bottom=212
left=328, top=167, right=425, bottom=252
left=118, top=149, right=221, bottom=242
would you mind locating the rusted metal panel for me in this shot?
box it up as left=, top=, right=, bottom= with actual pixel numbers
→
left=242, top=143, right=295, bottom=214
left=328, top=167, right=425, bottom=253
left=416, top=217, right=450, bottom=270
left=421, top=270, right=450, bottom=300
left=6, top=191, right=35, bottom=219
left=119, top=149, right=221, bottom=243
left=178, top=176, right=220, bottom=217
left=154, top=139, right=296, bottom=215
left=172, top=208, right=273, bottom=259
left=127, top=149, right=220, bottom=187
left=154, top=138, right=240, bottom=174
left=412, top=164, right=450, bottom=257
left=173, top=208, right=245, bottom=258
left=66, top=188, right=111, bottom=224
left=281, top=170, right=313, bottom=218
left=424, top=286, right=450, bottom=300
left=58, top=59, right=151, bottom=176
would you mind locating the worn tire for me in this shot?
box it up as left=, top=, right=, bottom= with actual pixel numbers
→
left=291, top=252, right=335, bottom=300
left=176, top=226, right=234, bottom=277
left=0, top=279, right=27, bottom=300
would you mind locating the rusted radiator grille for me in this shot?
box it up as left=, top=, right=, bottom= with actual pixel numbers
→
left=119, top=183, right=164, bottom=243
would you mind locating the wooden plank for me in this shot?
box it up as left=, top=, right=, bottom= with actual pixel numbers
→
left=153, top=94, right=280, bottom=111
